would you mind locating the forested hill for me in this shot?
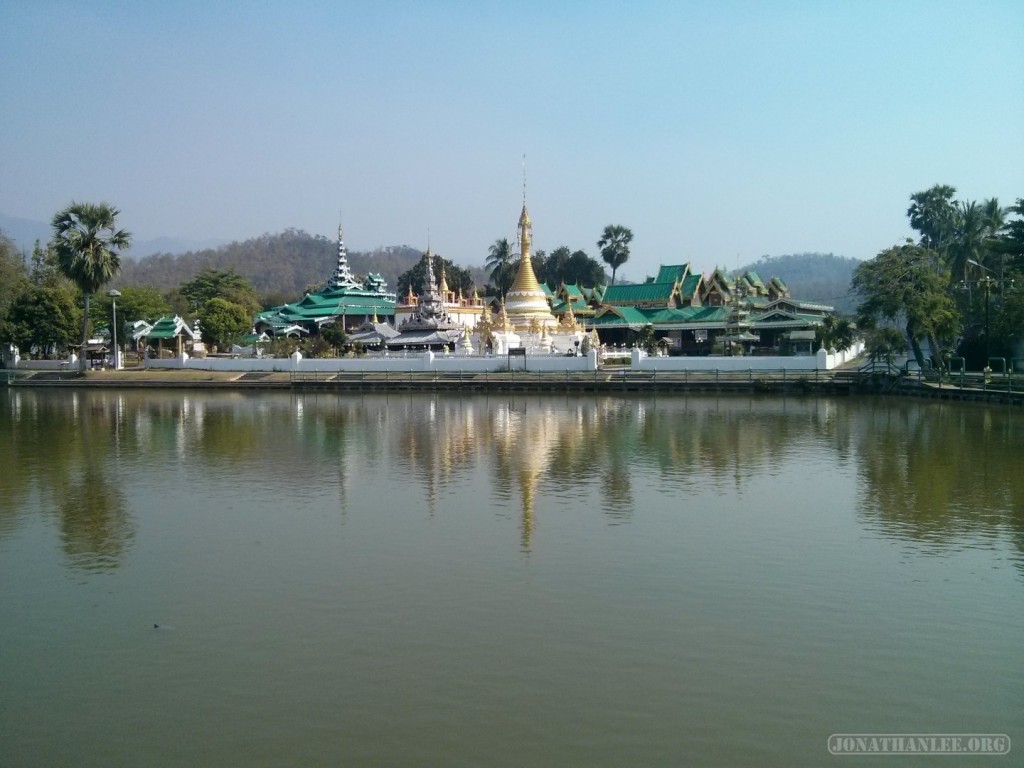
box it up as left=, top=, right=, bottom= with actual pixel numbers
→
left=115, top=229, right=424, bottom=305
left=736, top=252, right=861, bottom=314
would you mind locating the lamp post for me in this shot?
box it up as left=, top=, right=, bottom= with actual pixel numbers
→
left=981, top=275, right=992, bottom=368
left=107, top=289, right=121, bottom=370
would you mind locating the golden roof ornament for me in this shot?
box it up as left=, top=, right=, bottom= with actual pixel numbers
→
left=477, top=303, right=491, bottom=330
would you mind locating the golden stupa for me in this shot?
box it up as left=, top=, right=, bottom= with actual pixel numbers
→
left=504, top=202, right=559, bottom=331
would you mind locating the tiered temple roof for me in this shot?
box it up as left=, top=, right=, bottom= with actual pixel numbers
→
left=386, top=249, right=466, bottom=349
left=255, top=226, right=397, bottom=334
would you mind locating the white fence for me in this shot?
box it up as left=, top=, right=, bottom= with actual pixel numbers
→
left=631, top=340, right=865, bottom=372
left=143, top=342, right=864, bottom=375
left=145, top=348, right=600, bottom=373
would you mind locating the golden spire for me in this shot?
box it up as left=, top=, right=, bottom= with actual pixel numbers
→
left=439, top=267, right=450, bottom=296
left=509, top=204, right=542, bottom=294
left=499, top=300, right=511, bottom=331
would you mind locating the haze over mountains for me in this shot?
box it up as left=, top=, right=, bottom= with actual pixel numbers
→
left=2, top=213, right=860, bottom=314
left=0, top=212, right=226, bottom=258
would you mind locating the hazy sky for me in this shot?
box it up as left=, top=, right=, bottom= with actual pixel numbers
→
left=2, top=0, right=1022, bottom=279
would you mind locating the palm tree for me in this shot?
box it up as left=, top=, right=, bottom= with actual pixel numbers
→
left=947, top=200, right=985, bottom=284
left=597, top=225, right=633, bottom=285
left=51, top=202, right=131, bottom=370
left=981, top=197, right=1007, bottom=238
left=485, top=237, right=515, bottom=298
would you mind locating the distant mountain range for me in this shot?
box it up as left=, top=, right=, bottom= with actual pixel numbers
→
left=3, top=212, right=861, bottom=314
left=114, top=229, right=431, bottom=307
left=0, top=212, right=226, bottom=257
left=736, top=253, right=861, bottom=314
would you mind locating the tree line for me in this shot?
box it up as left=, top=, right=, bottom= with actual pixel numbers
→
left=853, top=185, right=1023, bottom=369
left=482, top=224, right=633, bottom=298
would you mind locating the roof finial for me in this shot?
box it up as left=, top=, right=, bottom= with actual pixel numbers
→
left=522, top=153, right=527, bottom=205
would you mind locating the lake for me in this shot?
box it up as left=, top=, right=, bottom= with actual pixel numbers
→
left=1, top=389, right=1021, bottom=767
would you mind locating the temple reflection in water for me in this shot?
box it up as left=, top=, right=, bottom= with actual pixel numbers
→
left=1, top=389, right=1022, bottom=566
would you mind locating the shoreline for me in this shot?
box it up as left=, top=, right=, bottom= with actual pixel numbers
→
left=3, top=367, right=1022, bottom=404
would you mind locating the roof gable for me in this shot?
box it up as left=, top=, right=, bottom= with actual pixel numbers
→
left=654, top=264, right=689, bottom=285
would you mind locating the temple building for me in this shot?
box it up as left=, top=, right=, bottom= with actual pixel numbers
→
left=255, top=226, right=396, bottom=336
left=585, top=263, right=831, bottom=353
left=394, top=260, right=487, bottom=331
left=386, top=249, right=470, bottom=351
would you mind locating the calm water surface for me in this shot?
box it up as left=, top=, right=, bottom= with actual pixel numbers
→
left=0, top=389, right=1021, bottom=767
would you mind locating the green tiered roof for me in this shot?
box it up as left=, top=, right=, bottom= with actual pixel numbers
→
left=254, top=226, right=396, bottom=334
left=601, top=281, right=678, bottom=308
left=653, top=264, right=689, bottom=285
left=146, top=316, right=195, bottom=340
left=679, top=273, right=702, bottom=301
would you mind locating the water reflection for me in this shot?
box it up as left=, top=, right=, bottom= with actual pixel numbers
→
left=1, top=389, right=1021, bottom=568
left=853, top=402, right=1024, bottom=555
left=1, top=389, right=133, bottom=570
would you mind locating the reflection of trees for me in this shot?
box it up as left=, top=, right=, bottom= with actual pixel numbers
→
left=854, top=402, right=1024, bottom=556
left=0, top=390, right=134, bottom=570
left=52, top=397, right=133, bottom=572
left=0, top=392, right=34, bottom=537
left=57, top=461, right=131, bottom=571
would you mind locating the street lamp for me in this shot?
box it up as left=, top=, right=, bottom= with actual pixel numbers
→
left=107, top=289, right=121, bottom=370
left=981, top=275, right=993, bottom=368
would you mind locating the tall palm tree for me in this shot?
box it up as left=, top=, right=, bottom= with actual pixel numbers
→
left=597, top=225, right=633, bottom=285
left=981, top=197, right=1007, bottom=238
left=51, top=202, right=131, bottom=370
left=947, top=200, right=985, bottom=284
left=485, top=237, right=515, bottom=298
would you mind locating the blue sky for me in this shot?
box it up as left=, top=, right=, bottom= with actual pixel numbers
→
left=1, top=0, right=1022, bottom=279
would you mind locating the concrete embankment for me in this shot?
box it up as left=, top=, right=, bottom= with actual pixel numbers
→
left=2, top=367, right=872, bottom=396
left=5, top=367, right=1022, bottom=403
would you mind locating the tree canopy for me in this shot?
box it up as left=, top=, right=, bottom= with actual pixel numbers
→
left=7, top=284, right=80, bottom=355
left=533, top=246, right=607, bottom=287
left=0, top=230, right=30, bottom=341
left=180, top=268, right=261, bottom=317
left=597, top=225, right=633, bottom=285
left=199, top=297, right=251, bottom=350
left=397, top=252, right=474, bottom=298
left=852, top=241, right=958, bottom=368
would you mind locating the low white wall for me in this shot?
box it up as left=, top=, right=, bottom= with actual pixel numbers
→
left=632, top=340, right=865, bottom=372
left=145, top=348, right=600, bottom=373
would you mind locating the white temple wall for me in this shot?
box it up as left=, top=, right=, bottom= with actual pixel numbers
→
left=146, top=348, right=600, bottom=373
left=630, top=340, right=865, bottom=371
